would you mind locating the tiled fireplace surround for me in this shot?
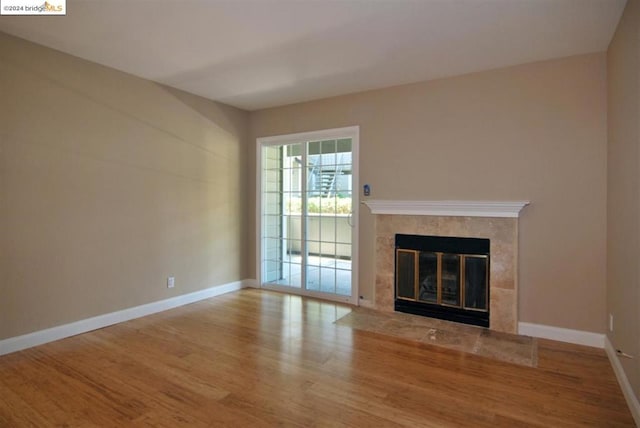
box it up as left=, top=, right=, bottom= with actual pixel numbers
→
left=367, top=201, right=528, bottom=334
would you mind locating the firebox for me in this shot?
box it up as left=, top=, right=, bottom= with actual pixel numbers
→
left=395, top=234, right=490, bottom=327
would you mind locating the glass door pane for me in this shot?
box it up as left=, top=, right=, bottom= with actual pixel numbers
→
left=262, top=145, right=284, bottom=285
left=305, top=138, right=352, bottom=296
left=441, top=254, right=461, bottom=306
left=262, top=143, right=303, bottom=288
left=418, top=252, right=438, bottom=303
left=260, top=135, right=353, bottom=301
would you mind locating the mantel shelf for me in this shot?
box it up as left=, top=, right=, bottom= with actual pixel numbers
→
left=362, top=200, right=530, bottom=218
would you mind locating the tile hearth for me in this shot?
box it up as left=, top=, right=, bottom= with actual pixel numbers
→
left=335, top=307, right=538, bottom=367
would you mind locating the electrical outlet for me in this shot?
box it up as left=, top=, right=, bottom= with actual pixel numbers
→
left=609, top=313, right=614, bottom=332
left=167, top=276, right=175, bottom=289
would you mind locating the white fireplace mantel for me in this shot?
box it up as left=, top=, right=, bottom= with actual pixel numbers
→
left=363, top=200, right=530, bottom=218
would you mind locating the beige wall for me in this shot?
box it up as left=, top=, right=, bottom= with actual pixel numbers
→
left=607, top=0, right=640, bottom=399
left=0, top=33, right=250, bottom=340
left=0, top=30, right=611, bottom=341
left=250, top=53, right=608, bottom=333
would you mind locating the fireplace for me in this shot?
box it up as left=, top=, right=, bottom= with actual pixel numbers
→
left=395, top=234, right=490, bottom=327
left=366, top=200, right=529, bottom=333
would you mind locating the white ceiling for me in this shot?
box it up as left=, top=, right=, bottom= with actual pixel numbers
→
left=0, top=0, right=627, bottom=111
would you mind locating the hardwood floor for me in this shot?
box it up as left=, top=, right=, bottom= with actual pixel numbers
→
left=0, top=289, right=634, bottom=427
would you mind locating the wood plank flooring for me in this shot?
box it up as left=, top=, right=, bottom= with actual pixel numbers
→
left=0, top=289, right=634, bottom=427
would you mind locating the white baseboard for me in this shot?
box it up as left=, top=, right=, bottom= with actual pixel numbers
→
left=605, top=336, right=640, bottom=426
left=0, top=279, right=251, bottom=356
left=518, top=322, right=605, bottom=348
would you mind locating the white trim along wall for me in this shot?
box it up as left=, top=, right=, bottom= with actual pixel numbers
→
left=605, top=337, right=640, bottom=426
left=0, top=280, right=255, bottom=356
left=518, top=322, right=605, bottom=348
left=519, top=322, right=640, bottom=423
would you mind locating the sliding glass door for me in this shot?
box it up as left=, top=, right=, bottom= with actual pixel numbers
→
left=258, top=127, right=358, bottom=304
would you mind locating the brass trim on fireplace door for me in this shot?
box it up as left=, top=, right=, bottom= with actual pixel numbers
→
left=436, top=252, right=442, bottom=305
left=396, top=249, right=489, bottom=313
left=414, top=251, right=419, bottom=302
left=460, top=256, right=466, bottom=310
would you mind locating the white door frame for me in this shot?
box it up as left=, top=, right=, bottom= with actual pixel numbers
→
left=256, top=126, right=359, bottom=305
